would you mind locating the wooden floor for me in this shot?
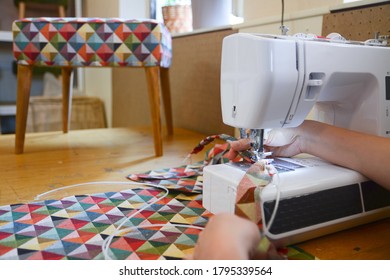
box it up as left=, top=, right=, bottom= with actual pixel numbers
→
left=0, top=127, right=206, bottom=206
left=0, top=127, right=389, bottom=260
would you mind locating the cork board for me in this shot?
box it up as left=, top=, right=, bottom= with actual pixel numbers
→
left=322, top=2, right=390, bottom=42
left=168, top=29, right=237, bottom=136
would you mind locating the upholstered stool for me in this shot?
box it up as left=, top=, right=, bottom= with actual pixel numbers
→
left=12, top=17, right=173, bottom=156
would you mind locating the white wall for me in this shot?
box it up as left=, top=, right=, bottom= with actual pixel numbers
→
left=119, top=0, right=150, bottom=18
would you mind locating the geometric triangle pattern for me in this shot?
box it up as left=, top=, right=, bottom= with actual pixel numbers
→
left=182, top=136, right=316, bottom=259
left=13, top=17, right=172, bottom=68
left=0, top=185, right=210, bottom=260
left=126, top=166, right=314, bottom=260
left=235, top=161, right=275, bottom=224
left=0, top=135, right=316, bottom=261
left=127, top=163, right=204, bottom=194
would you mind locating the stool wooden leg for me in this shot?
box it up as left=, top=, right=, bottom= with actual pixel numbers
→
left=159, top=67, right=173, bottom=135
left=15, top=64, right=33, bottom=154
left=144, top=66, right=163, bottom=157
left=62, top=67, right=74, bottom=133
left=18, top=2, right=26, bottom=19
left=58, top=5, right=66, bottom=17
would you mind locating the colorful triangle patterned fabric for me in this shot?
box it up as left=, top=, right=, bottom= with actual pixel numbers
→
left=0, top=134, right=316, bottom=260
left=12, top=18, right=172, bottom=67
left=0, top=187, right=210, bottom=260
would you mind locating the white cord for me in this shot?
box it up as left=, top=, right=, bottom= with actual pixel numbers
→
left=33, top=164, right=281, bottom=259
left=34, top=180, right=204, bottom=260
left=35, top=181, right=157, bottom=200
left=101, top=182, right=170, bottom=260
left=103, top=223, right=204, bottom=260
left=228, top=185, right=237, bottom=195
left=263, top=169, right=281, bottom=233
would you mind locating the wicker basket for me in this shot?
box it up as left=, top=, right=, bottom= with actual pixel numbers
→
left=162, top=5, right=192, bottom=34
left=27, top=96, right=106, bottom=132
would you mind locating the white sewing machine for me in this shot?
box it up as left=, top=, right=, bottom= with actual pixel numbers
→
left=203, top=33, right=390, bottom=246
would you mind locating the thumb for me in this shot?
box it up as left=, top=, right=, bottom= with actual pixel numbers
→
left=264, top=128, right=297, bottom=147
left=229, top=138, right=252, bottom=151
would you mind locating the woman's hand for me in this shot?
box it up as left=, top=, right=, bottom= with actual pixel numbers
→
left=224, top=126, right=304, bottom=160
left=224, top=138, right=252, bottom=160
left=188, top=213, right=262, bottom=260
left=188, top=213, right=281, bottom=260
left=264, top=127, right=303, bottom=157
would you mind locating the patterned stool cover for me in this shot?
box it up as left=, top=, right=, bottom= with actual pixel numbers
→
left=12, top=17, right=172, bottom=68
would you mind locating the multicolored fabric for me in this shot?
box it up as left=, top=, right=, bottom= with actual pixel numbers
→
left=186, top=134, right=254, bottom=166
left=187, top=135, right=291, bottom=259
left=128, top=163, right=204, bottom=194
left=128, top=137, right=315, bottom=260
left=187, top=134, right=275, bottom=223
left=12, top=17, right=172, bottom=68
left=235, top=161, right=276, bottom=224
left=186, top=134, right=272, bottom=224
left=0, top=135, right=315, bottom=260
left=0, top=187, right=209, bottom=260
